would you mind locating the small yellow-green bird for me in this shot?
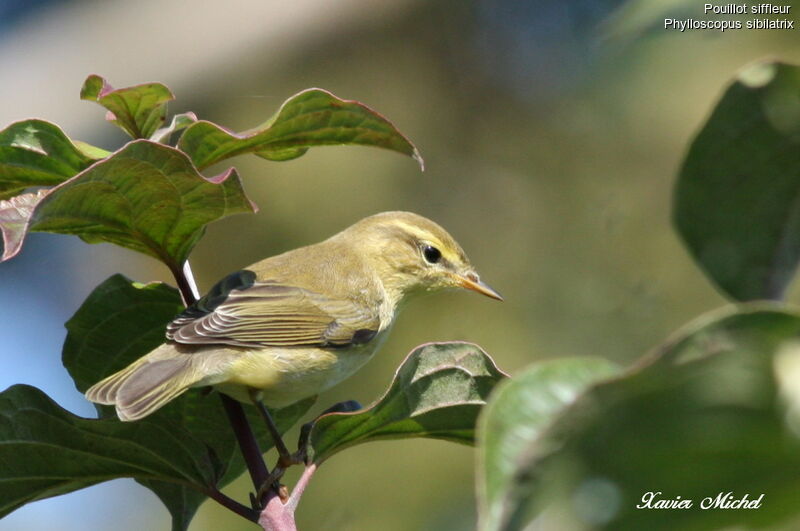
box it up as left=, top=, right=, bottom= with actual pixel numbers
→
left=86, top=211, right=502, bottom=421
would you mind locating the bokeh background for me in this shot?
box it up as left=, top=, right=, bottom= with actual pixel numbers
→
left=2, top=0, right=799, bottom=529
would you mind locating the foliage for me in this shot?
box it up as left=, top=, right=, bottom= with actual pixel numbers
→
left=478, top=307, right=800, bottom=530
left=675, top=62, right=800, bottom=301
left=177, top=88, right=424, bottom=170
left=477, top=357, right=620, bottom=530
left=60, top=274, right=313, bottom=529
left=0, top=75, right=482, bottom=530
left=475, top=59, right=800, bottom=530
left=4, top=59, right=800, bottom=530
left=304, top=342, right=507, bottom=464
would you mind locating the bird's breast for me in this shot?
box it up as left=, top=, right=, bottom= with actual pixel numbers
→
left=216, top=331, right=389, bottom=407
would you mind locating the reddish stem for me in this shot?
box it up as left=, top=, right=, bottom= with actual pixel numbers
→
left=259, top=464, right=318, bottom=530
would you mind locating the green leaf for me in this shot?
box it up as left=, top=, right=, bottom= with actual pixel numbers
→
left=0, top=190, right=46, bottom=260
left=62, top=275, right=186, bottom=393
left=178, top=88, right=424, bottom=170
left=61, top=274, right=314, bottom=529
left=150, top=112, right=198, bottom=144
left=304, top=342, right=506, bottom=464
left=0, top=119, right=100, bottom=200
left=81, top=74, right=174, bottom=139
left=0, top=384, right=218, bottom=521
left=6, top=139, right=255, bottom=268
left=477, top=357, right=620, bottom=531
left=675, top=61, right=800, bottom=301
left=483, top=305, right=800, bottom=531
left=73, top=140, right=112, bottom=160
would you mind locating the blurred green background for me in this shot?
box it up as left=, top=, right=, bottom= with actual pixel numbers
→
left=2, top=0, right=799, bottom=529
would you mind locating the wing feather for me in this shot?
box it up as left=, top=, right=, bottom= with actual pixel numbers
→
left=166, top=272, right=380, bottom=348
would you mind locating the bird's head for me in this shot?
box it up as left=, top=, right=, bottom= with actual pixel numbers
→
left=341, top=211, right=503, bottom=302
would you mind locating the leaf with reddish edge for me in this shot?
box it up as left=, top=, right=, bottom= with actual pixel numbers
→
left=3, top=140, right=255, bottom=269
left=303, top=342, right=507, bottom=465
left=150, top=112, right=198, bottom=144
left=178, top=88, right=424, bottom=170
left=0, top=119, right=102, bottom=200
left=0, top=190, right=47, bottom=260
left=81, top=74, right=174, bottom=139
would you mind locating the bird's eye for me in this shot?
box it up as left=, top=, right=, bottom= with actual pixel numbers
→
left=423, top=245, right=442, bottom=264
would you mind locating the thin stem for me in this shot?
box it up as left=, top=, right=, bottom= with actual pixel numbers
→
left=287, top=463, right=317, bottom=511
left=172, top=262, right=200, bottom=304
left=170, top=260, right=271, bottom=509
left=220, top=392, right=270, bottom=497
left=181, top=261, right=201, bottom=300
left=206, top=488, right=259, bottom=522
left=259, top=464, right=318, bottom=531
left=259, top=491, right=296, bottom=531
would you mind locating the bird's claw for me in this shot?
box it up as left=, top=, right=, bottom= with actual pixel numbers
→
left=254, top=451, right=306, bottom=504
left=255, top=469, right=284, bottom=504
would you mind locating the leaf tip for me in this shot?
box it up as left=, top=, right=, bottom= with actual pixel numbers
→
left=80, top=74, right=109, bottom=101
left=0, top=190, right=47, bottom=262
left=206, top=166, right=237, bottom=185
left=412, top=147, right=425, bottom=171
left=208, top=167, right=259, bottom=214
left=1, top=245, right=20, bottom=262
left=737, top=60, right=778, bottom=89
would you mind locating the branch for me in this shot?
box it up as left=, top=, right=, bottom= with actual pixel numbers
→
left=169, top=260, right=271, bottom=517
left=173, top=261, right=200, bottom=302
left=172, top=261, right=314, bottom=530
left=259, top=464, right=318, bottom=530
left=179, top=261, right=201, bottom=300
left=206, top=488, right=259, bottom=522
left=219, top=391, right=270, bottom=499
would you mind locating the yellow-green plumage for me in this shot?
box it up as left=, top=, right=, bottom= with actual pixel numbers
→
left=85, top=211, right=501, bottom=421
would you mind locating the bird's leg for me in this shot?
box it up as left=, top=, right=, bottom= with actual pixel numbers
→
left=250, top=390, right=292, bottom=463
left=253, top=399, right=364, bottom=503
left=249, top=389, right=303, bottom=501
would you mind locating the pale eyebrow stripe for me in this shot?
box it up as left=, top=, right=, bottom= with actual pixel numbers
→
left=387, top=221, right=465, bottom=266
left=391, top=221, right=445, bottom=247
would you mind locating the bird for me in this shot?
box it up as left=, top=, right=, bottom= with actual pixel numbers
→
left=85, top=211, right=502, bottom=423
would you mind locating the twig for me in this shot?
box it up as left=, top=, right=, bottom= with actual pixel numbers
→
left=287, top=463, right=317, bottom=511
left=220, top=392, right=270, bottom=501
left=172, top=261, right=200, bottom=303
left=169, top=261, right=272, bottom=513
left=206, top=488, right=259, bottom=522
left=180, top=261, right=201, bottom=300
left=259, top=464, right=318, bottom=530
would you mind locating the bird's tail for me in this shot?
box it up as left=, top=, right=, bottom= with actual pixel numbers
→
left=85, top=344, right=204, bottom=421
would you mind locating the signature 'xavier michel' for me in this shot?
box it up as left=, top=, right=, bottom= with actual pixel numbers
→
left=86, top=211, right=502, bottom=421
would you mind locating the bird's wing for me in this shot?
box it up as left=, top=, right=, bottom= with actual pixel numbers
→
left=166, top=270, right=381, bottom=348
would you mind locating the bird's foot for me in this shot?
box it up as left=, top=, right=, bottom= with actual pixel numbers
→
left=253, top=399, right=364, bottom=507
left=255, top=474, right=283, bottom=505
left=254, top=451, right=305, bottom=504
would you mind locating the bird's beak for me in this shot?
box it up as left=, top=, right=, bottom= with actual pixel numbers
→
left=456, top=272, right=504, bottom=301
